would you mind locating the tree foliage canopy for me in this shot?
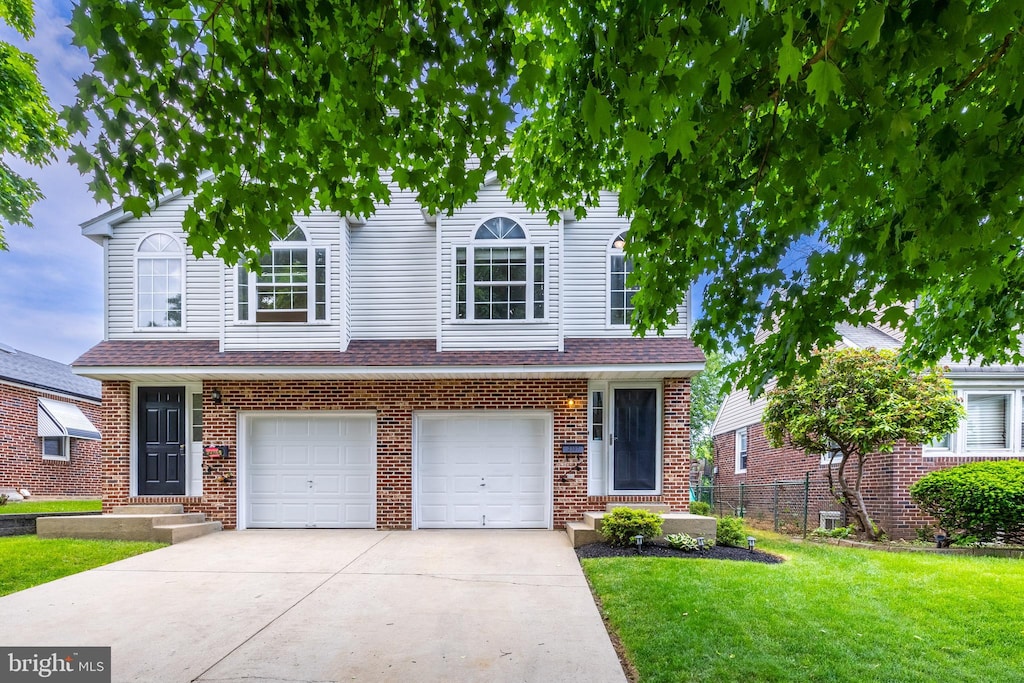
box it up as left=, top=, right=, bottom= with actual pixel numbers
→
left=67, top=1, right=1024, bottom=387
left=763, top=348, right=963, bottom=537
left=0, top=0, right=67, bottom=247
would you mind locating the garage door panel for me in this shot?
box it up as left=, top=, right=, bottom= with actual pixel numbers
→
left=415, top=414, right=550, bottom=529
left=247, top=415, right=375, bottom=529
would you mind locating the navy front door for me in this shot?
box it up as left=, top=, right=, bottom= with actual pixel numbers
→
left=138, top=387, right=186, bottom=495
left=613, top=388, right=658, bottom=491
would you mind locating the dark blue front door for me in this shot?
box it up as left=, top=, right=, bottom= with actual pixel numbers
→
left=138, top=387, right=186, bottom=495
left=613, top=388, right=658, bottom=490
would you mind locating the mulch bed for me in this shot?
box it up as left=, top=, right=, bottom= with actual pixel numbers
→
left=576, top=541, right=784, bottom=564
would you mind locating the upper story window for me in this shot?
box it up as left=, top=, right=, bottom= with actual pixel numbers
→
left=137, top=233, right=183, bottom=328
left=735, top=427, right=748, bottom=473
left=237, top=226, right=328, bottom=323
left=609, top=232, right=638, bottom=326
left=455, top=216, right=545, bottom=321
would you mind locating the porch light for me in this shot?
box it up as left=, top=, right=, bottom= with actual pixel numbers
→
left=211, top=389, right=222, bottom=405
left=747, top=536, right=756, bottom=553
left=566, top=398, right=578, bottom=409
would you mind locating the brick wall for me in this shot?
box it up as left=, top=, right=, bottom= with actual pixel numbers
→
left=712, top=423, right=1024, bottom=539
left=101, top=377, right=693, bottom=529
left=0, top=382, right=102, bottom=496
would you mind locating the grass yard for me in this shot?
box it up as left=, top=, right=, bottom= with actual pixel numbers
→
left=0, top=536, right=164, bottom=596
left=0, top=499, right=102, bottom=515
left=583, top=532, right=1024, bottom=683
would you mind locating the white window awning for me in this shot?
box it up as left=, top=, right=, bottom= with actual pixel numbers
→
left=38, top=398, right=101, bottom=441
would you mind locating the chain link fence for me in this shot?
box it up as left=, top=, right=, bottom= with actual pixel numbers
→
left=693, top=475, right=847, bottom=535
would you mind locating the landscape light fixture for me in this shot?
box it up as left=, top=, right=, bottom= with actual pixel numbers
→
left=633, top=535, right=644, bottom=552
left=697, top=536, right=705, bottom=552
left=747, top=536, right=756, bottom=553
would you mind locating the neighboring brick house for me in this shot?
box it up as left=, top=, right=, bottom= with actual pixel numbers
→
left=73, top=180, right=704, bottom=530
left=711, top=323, right=1024, bottom=539
left=0, top=343, right=102, bottom=496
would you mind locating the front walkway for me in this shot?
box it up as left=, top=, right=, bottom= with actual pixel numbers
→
left=0, top=530, right=625, bottom=682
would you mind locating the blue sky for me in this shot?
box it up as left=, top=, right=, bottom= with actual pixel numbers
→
left=0, top=1, right=106, bottom=363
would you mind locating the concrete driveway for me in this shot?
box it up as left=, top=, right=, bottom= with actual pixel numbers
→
left=0, top=530, right=626, bottom=682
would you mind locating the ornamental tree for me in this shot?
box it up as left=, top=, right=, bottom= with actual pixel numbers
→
left=66, top=1, right=1024, bottom=388
left=0, top=0, right=67, bottom=247
left=763, top=348, right=963, bottom=540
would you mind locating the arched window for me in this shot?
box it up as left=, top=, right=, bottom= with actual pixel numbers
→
left=137, top=233, right=183, bottom=328
left=455, top=217, right=544, bottom=320
left=608, top=231, right=638, bottom=326
left=236, top=226, right=328, bottom=323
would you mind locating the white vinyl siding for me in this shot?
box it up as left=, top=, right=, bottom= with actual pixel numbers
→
left=105, top=196, right=221, bottom=339
left=349, top=187, right=436, bottom=340
left=562, top=192, right=689, bottom=338
left=439, top=183, right=559, bottom=350
left=711, top=384, right=772, bottom=437
left=223, top=213, right=343, bottom=351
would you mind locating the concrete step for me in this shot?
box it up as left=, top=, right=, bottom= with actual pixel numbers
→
left=565, top=521, right=602, bottom=548
left=604, top=503, right=671, bottom=513
left=577, top=512, right=718, bottom=541
left=113, top=504, right=185, bottom=515
left=153, top=521, right=222, bottom=544
left=37, top=510, right=219, bottom=544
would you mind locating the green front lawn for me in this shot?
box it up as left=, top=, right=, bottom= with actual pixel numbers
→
left=0, top=536, right=164, bottom=596
left=583, top=532, right=1024, bottom=683
left=0, top=499, right=102, bottom=515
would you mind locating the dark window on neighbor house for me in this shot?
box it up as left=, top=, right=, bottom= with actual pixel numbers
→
left=965, top=392, right=1012, bottom=450
left=42, top=436, right=67, bottom=460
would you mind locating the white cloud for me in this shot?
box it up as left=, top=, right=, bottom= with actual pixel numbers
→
left=0, top=1, right=107, bottom=364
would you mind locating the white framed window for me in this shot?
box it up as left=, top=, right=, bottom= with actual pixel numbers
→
left=819, top=439, right=844, bottom=465
left=454, top=216, right=545, bottom=321
left=964, top=391, right=1013, bottom=451
left=136, top=233, right=183, bottom=329
left=925, top=433, right=952, bottom=451
left=819, top=510, right=843, bottom=530
left=608, top=231, right=638, bottom=326
left=735, top=427, right=748, bottom=473
left=236, top=226, right=328, bottom=323
left=591, top=391, right=604, bottom=441
left=41, top=436, right=69, bottom=461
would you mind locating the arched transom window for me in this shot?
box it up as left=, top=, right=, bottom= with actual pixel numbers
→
left=236, top=226, right=328, bottom=323
left=455, top=216, right=544, bottom=321
left=137, top=233, right=183, bottom=328
left=609, top=231, right=638, bottom=326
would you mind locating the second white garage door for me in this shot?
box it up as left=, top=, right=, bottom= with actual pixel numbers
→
left=415, top=412, right=551, bottom=528
left=245, top=414, right=375, bottom=529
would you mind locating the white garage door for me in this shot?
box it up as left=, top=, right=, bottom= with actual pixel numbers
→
left=246, top=414, right=375, bottom=528
left=415, top=413, right=551, bottom=528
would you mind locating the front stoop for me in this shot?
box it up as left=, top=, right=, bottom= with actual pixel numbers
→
left=36, top=504, right=222, bottom=544
left=565, top=509, right=718, bottom=548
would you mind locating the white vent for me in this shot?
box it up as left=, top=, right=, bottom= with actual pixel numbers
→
left=819, top=511, right=843, bottom=530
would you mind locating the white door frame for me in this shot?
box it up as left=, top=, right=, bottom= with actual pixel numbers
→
left=412, top=410, right=554, bottom=530
left=607, top=381, right=663, bottom=496
left=236, top=410, right=377, bottom=530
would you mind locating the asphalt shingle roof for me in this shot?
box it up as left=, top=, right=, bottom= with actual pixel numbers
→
left=73, top=337, right=705, bottom=368
left=0, top=343, right=101, bottom=401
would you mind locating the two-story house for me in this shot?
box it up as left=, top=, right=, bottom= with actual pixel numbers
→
left=73, top=177, right=704, bottom=531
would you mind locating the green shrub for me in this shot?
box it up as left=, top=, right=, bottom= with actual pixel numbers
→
left=810, top=524, right=855, bottom=540
left=601, top=507, right=664, bottom=546
left=910, top=460, right=1024, bottom=545
left=690, top=501, right=711, bottom=516
left=665, top=533, right=715, bottom=552
left=715, top=516, right=746, bottom=547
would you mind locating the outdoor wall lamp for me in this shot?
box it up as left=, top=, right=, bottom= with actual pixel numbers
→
left=211, top=388, right=222, bottom=405
left=747, top=536, right=756, bottom=553
left=566, top=397, right=578, bottom=409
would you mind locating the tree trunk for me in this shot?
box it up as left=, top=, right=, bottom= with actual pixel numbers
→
left=833, top=452, right=885, bottom=541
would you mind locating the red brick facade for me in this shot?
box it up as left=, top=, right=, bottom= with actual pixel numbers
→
left=0, top=382, right=102, bottom=496
left=713, top=423, right=1024, bottom=539
left=101, top=377, right=693, bottom=529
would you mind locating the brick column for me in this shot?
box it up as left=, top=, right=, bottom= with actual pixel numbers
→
left=662, top=378, right=692, bottom=512
left=101, top=381, right=131, bottom=512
